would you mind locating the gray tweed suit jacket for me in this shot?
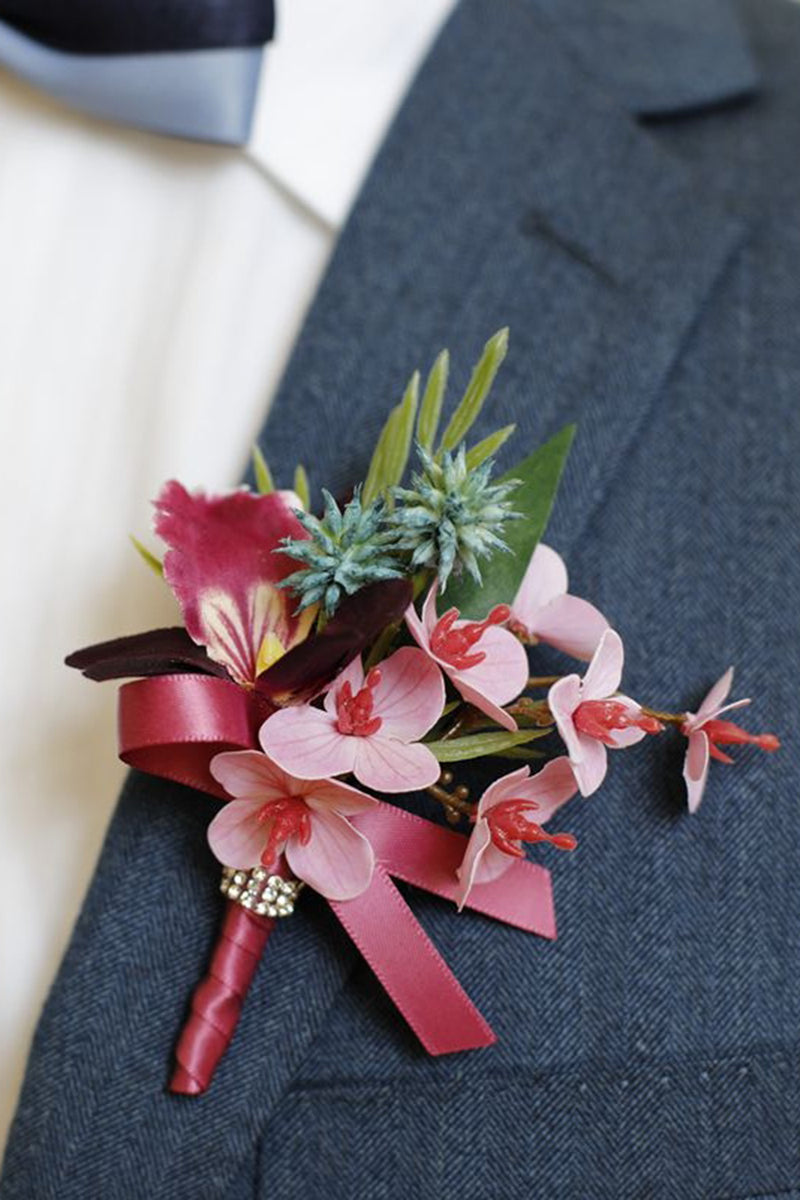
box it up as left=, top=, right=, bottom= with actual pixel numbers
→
left=3, top=1, right=799, bottom=1196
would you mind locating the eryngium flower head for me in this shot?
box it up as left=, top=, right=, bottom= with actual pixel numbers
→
left=279, top=489, right=403, bottom=617
left=390, top=445, right=519, bottom=590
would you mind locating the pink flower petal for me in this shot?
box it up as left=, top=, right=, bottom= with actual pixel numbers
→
left=683, top=728, right=710, bottom=814
left=571, top=733, right=608, bottom=797
left=512, top=543, right=568, bottom=625
left=154, top=482, right=313, bottom=685
left=685, top=665, right=751, bottom=733
left=286, top=808, right=374, bottom=900
left=454, top=818, right=493, bottom=910
left=210, top=749, right=289, bottom=801
left=606, top=724, right=648, bottom=749
left=531, top=594, right=609, bottom=662
left=372, top=647, right=445, bottom=740
left=581, top=629, right=624, bottom=700
left=696, top=667, right=734, bottom=721
left=421, top=581, right=440, bottom=636
left=259, top=705, right=356, bottom=779
left=303, top=777, right=377, bottom=816
left=697, top=697, right=751, bottom=728
left=453, top=677, right=518, bottom=731
left=605, top=695, right=648, bottom=749
left=477, top=766, right=533, bottom=817
left=352, top=735, right=442, bottom=793
left=323, top=655, right=365, bottom=717
left=507, top=756, right=579, bottom=824
left=548, top=675, right=583, bottom=759
left=207, top=797, right=270, bottom=868
left=451, top=625, right=528, bottom=706
left=404, top=599, right=430, bottom=651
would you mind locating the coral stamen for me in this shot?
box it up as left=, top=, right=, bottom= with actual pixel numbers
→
left=574, top=699, right=663, bottom=746
left=430, top=604, right=511, bottom=670
left=336, top=667, right=384, bottom=736
left=702, top=718, right=780, bottom=757
left=487, top=799, right=577, bottom=856
left=257, top=796, right=312, bottom=869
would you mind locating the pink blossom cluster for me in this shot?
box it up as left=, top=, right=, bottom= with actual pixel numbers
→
left=151, top=485, right=779, bottom=910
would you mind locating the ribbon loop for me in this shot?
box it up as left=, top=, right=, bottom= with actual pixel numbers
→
left=118, top=674, right=258, bottom=798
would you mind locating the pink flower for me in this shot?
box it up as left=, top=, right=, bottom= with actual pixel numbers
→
left=405, top=582, right=529, bottom=732
left=510, top=543, right=609, bottom=661
left=154, top=481, right=316, bottom=687
left=208, top=750, right=377, bottom=900
left=548, top=629, right=662, bottom=797
left=259, top=646, right=445, bottom=793
left=455, top=758, right=578, bottom=910
left=682, top=668, right=780, bottom=813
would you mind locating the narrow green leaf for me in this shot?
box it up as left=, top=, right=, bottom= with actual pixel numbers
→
left=416, top=349, right=449, bottom=454
left=437, top=327, right=509, bottom=454
left=129, top=535, right=163, bottom=578
left=362, top=371, right=420, bottom=504
left=442, top=423, right=576, bottom=619
left=252, top=444, right=275, bottom=494
left=293, top=464, right=310, bottom=510
left=425, top=728, right=548, bottom=763
left=465, top=423, right=516, bottom=471
left=493, top=746, right=547, bottom=761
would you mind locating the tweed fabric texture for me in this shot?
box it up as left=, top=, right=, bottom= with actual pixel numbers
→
left=3, top=1, right=799, bottom=1196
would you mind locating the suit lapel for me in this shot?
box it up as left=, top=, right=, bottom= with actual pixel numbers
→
left=260, top=0, right=755, bottom=560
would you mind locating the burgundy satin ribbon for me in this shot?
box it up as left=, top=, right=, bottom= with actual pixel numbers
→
left=117, top=673, right=557, bottom=1091
left=171, top=901, right=274, bottom=1095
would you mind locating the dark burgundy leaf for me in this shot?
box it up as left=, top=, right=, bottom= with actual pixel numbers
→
left=65, top=627, right=231, bottom=682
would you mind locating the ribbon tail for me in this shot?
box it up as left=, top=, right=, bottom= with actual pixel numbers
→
left=328, top=865, right=496, bottom=1056
left=169, top=900, right=274, bottom=1095
left=353, top=804, right=557, bottom=938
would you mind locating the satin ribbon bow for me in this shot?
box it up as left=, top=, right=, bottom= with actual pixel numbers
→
left=118, top=673, right=557, bottom=1093
left=0, top=0, right=275, bottom=143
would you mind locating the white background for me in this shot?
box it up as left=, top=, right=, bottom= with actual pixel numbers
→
left=0, top=0, right=454, bottom=1154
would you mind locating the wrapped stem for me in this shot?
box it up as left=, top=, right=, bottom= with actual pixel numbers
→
left=169, top=868, right=301, bottom=1095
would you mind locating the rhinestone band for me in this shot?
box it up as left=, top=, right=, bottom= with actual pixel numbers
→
left=219, top=866, right=303, bottom=918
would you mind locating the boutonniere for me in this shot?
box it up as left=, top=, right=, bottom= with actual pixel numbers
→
left=68, top=329, right=779, bottom=1093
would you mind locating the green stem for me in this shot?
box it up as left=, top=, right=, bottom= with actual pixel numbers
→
left=641, top=706, right=686, bottom=727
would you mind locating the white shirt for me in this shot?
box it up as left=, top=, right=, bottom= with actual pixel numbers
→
left=0, top=0, right=455, bottom=1152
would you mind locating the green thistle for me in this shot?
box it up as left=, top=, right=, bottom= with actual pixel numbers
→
left=390, top=444, right=520, bottom=590
left=279, top=489, right=403, bottom=616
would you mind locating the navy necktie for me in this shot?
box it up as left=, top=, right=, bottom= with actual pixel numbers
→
left=0, top=0, right=276, bottom=143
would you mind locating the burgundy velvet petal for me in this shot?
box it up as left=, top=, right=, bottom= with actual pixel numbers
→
left=255, top=578, right=414, bottom=706
left=65, top=626, right=229, bottom=681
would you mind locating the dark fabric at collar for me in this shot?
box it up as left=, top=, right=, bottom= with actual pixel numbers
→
left=0, top=0, right=275, bottom=55
left=528, top=0, right=759, bottom=114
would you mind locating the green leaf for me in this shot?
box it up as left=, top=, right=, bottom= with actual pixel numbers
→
left=362, top=371, right=420, bottom=504
left=129, top=535, right=163, bottom=577
left=442, top=423, right=576, bottom=619
left=493, top=746, right=547, bottom=761
left=425, top=728, right=548, bottom=763
left=437, top=327, right=509, bottom=454
left=416, top=349, right=449, bottom=454
left=252, top=444, right=275, bottom=494
left=293, top=464, right=310, bottom=510
left=465, top=423, right=516, bottom=471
